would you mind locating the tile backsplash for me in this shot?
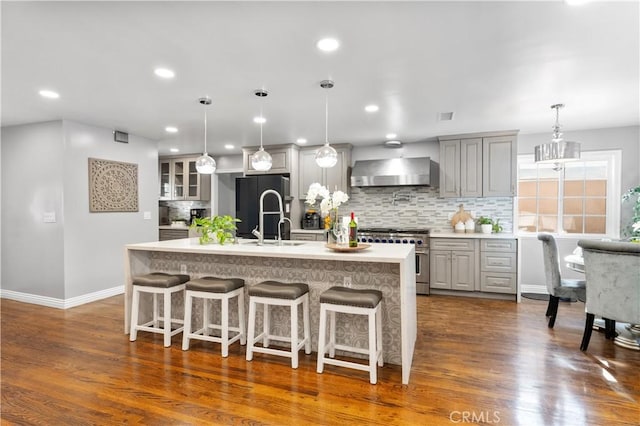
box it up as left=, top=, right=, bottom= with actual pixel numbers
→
left=160, top=200, right=210, bottom=222
left=329, top=186, right=513, bottom=233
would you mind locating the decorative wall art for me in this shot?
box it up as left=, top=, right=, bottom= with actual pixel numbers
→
left=89, top=158, right=139, bottom=212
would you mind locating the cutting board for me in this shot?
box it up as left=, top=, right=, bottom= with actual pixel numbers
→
left=450, top=204, right=472, bottom=227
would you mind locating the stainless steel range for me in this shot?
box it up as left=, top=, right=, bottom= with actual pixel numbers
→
left=358, top=228, right=430, bottom=295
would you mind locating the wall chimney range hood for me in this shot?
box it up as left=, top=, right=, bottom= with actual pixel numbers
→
left=350, top=157, right=439, bottom=187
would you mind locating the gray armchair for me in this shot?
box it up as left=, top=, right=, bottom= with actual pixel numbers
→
left=537, top=234, right=586, bottom=328
left=577, top=240, right=640, bottom=351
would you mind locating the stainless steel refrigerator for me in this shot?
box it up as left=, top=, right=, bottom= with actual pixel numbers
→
left=235, top=175, right=291, bottom=240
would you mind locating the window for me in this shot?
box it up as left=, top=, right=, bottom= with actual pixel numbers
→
left=517, top=150, right=621, bottom=237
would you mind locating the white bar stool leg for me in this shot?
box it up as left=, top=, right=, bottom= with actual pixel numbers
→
left=163, top=289, right=172, bottom=347
left=291, top=301, right=299, bottom=369
left=376, top=305, right=384, bottom=367
left=238, top=291, right=246, bottom=345
left=203, top=298, right=210, bottom=337
left=329, top=310, right=336, bottom=358
left=221, top=294, right=230, bottom=357
left=317, top=304, right=327, bottom=373
left=368, top=309, right=377, bottom=384
left=130, top=287, right=140, bottom=341
left=263, top=304, right=270, bottom=348
left=246, top=298, right=257, bottom=361
left=182, top=290, right=193, bottom=350
left=303, top=293, right=311, bottom=354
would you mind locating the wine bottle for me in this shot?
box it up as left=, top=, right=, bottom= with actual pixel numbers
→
left=349, top=212, right=358, bottom=247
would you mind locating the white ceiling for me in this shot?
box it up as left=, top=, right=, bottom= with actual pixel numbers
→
left=2, top=1, right=638, bottom=156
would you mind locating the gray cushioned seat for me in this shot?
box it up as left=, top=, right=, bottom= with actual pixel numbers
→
left=320, top=286, right=382, bottom=308
left=186, top=277, right=245, bottom=293
left=133, top=272, right=191, bottom=288
left=248, top=281, right=309, bottom=300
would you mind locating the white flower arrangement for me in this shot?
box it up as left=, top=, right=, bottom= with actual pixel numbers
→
left=305, top=182, right=349, bottom=216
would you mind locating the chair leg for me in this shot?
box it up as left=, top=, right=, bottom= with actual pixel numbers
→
left=303, top=294, right=311, bottom=355
left=317, top=304, right=327, bottom=374
left=581, top=313, right=595, bottom=351
left=238, top=291, right=246, bottom=345
left=163, top=290, right=172, bottom=347
left=130, top=287, right=140, bottom=341
left=547, top=296, right=560, bottom=328
left=291, top=301, right=299, bottom=369
left=368, top=309, right=377, bottom=385
left=246, top=299, right=257, bottom=361
left=604, top=318, right=617, bottom=339
left=221, top=295, right=230, bottom=357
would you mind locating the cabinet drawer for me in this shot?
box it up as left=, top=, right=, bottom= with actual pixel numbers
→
left=430, top=238, right=475, bottom=251
left=290, top=233, right=318, bottom=241
left=480, top=272, right=516, bottom=294
left=159, top=229, right=189, bottom=241
left=480, top=252, right=516, bottom=273
left=480, top=239, right=516, bottom=252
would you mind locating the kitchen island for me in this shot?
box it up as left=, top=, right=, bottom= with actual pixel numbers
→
left=124, top=238, right=417, bottom=384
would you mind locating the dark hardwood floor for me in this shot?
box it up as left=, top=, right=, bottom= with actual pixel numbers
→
left=1, top=294, right=638, bottom=425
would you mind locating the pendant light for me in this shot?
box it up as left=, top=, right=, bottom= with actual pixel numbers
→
left=195, top=97, right=216, bottom=174
left=315, top=79, right=338, bottom=168
left=251, top=89, right=273, bottom=172
left=534, top=103, right=580, bottom=170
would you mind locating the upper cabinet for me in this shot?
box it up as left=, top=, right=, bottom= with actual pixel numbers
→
left=159, top=156, right=211, bottom=201
left=299, top=144, right=352, bottom=197
left=243, top=144, right=299, bottom=175
left=438, top=131, right=517, bottom=198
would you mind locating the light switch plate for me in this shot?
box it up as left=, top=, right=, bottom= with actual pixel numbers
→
left=43, top=211, right=56, bottom=223
left=143, top=211, right=151, bottom=220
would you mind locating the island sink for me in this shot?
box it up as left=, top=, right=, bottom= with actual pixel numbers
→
left=239, top=240, right=306, bottom=247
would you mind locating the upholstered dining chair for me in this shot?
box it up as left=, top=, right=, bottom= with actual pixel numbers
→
left=537, top=233, right=587, bottom=328
left=577, top=239, right=640, bottom=351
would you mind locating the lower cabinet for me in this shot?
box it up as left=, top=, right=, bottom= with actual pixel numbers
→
left=430, top=237, right=518, bottom=296
left=290, top=230, right=326, bottom=241
left=430, top=239, right=477, bottom=291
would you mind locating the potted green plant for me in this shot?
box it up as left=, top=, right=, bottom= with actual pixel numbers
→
left=492, top=218, right=503, bottom=234
left=622, top=185, right=640, bottom=242
left=478, top=216, right=493, bottom=234
left=190, top=215, right=240, bottom=245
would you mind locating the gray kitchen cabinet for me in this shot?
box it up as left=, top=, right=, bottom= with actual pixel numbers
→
left=482, top=135, right=517, bottom=197
left=243, top=144, right=299, bottom=175
left=480, top=239, right=517, bottom=294
left=299, top=144, right=352, bottom=196
left=430, top=238, right=477, bottom=291
left=290, top=230, right=326, bottom=241
left=159, top=157, right=211, bottom=201
left=438, top=131, right=517, bottom=198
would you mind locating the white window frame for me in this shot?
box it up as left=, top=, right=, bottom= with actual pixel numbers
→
left=516, top=150, right=621, bottom=239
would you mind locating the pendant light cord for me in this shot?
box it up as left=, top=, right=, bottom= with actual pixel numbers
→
left=260, top=103, right=264, bottom=149
left=204, top=107, right=208, bottom=154
left=325, top=90, right=329, bottom=145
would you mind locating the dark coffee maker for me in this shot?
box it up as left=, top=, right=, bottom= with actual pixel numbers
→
left=190, top=208, right=207, bottom=225
left=302, top=211, right=321, bottom=229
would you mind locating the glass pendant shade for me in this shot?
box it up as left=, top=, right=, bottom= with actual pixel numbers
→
left=535, top=103, right=580, bottom=167
left=196, top=154, right=216, bottom=174
left=196, top=97, right=216, bottom=174
left=316, top=79, right=338, bottom=168
left=315, top=143, right=338, bottom=168
left=251, top=147, right=273, bottom=171
left=252, top=88, right=273, bottom=171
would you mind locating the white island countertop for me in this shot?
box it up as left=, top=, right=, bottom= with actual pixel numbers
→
left=126, top=238, right=414, bottom=263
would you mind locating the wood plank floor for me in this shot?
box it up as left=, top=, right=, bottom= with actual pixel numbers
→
left=1, top=294, right=638, bottom=425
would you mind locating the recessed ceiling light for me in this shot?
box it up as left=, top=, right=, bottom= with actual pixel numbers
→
left=365, top=105, right=379, bottom=113
left=165, top=126, right=178, bottom=133
left=253, top=116, right=266, bottom=124
left=296, top=138, right=307, bottom=144
left=169, top=148, right=180, bottom=153
left=386, top=133, right=397, bottom=139
left=39, top=90, right=59, bottom=99
left=439, top=112, right=455, bottom=121
left=384, top=140, right=403, bottom=148
left=316, top=38, right=340, bottom=52
left=224, top=144, right=235, bottom=150
left=154, top=68, right=175, bottom=79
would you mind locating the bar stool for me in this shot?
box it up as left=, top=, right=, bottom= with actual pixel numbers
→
left=246, top=281, right=311, bottom=369
left=182, top=277, right=246, bottom=357
left=129, top=272, right=190, bottom=347
left=317, top=286, right=384, bottom=384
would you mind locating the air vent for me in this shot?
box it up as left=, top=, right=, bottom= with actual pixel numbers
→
left=113, top=130, right=129, bottom=143
left=438, top=112, right=455, bottom=121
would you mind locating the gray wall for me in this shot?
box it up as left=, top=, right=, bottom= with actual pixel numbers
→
left=2, top=121, right=66, bottom=298
left=1, top=120, right=158, bottom=301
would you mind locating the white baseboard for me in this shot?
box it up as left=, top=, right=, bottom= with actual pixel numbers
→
left=520, top=283, right=548, bottom=294
left=0, top=285, right=124, bottom=309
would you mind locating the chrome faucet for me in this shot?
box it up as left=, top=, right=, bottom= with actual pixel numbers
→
left=254, top=189, right=285, bottom=246
left=277, top=217, right=293, bottom=246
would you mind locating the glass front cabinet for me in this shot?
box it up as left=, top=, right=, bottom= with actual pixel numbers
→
left=158, top=157, right=211, bottom=201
